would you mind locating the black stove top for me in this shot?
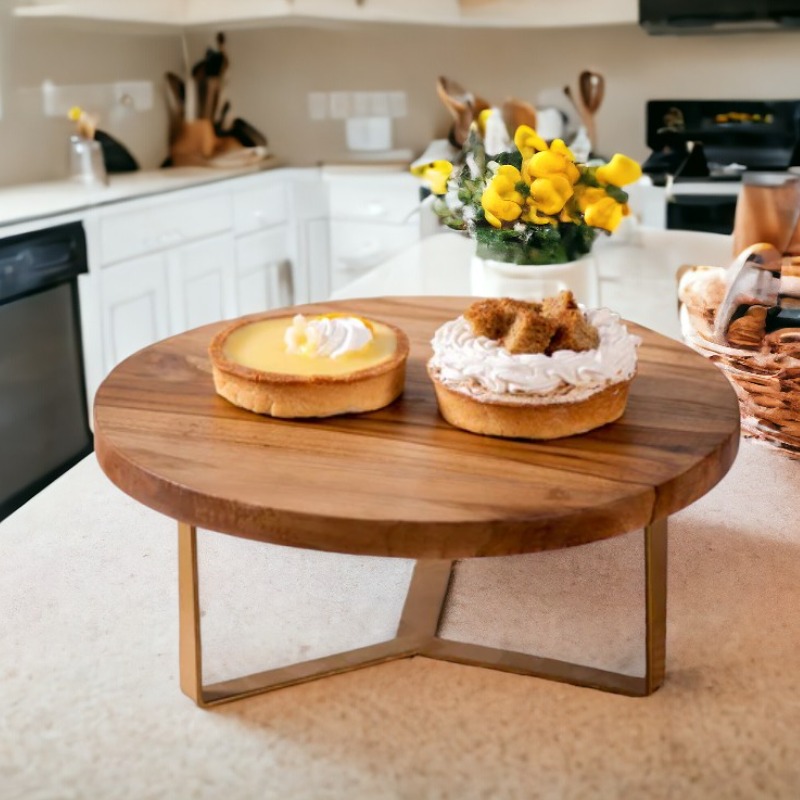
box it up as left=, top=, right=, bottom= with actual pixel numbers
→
left=643, top=99, right=800, bottom=184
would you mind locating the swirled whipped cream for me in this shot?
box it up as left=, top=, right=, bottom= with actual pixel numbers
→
left=429, top=308, right=640, bottom=404
left=284, top=314, right=372, bottom=358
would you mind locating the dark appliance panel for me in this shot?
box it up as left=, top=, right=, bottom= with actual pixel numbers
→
left=0, top=222, right=93, bottom=521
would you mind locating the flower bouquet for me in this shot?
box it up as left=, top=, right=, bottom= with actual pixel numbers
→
left=413, top=124, right=642, bottom=266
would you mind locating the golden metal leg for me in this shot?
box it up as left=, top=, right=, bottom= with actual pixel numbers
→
left=423, top=520, right=668, bottom=697
left=177, top=520, right=668, bottom=706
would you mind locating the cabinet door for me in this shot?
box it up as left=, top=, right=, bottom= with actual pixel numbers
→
left=100, top=252, right=170, bottom=372
left=168, top=233, right=237, bottom=334
left=235, top=226, right=293, bottom=315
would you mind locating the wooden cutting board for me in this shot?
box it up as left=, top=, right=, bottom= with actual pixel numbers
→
left=93, top=296, right=740, bottom=559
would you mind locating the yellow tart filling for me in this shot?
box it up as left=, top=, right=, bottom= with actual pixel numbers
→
left=222, top=316, right=398, bottom=377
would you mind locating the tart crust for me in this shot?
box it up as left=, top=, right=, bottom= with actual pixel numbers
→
left=209, top=315, right=410, bottom=418
left=428, top=368, right=633, bottom=440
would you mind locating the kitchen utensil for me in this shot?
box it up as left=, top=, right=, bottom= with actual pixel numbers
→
left=68, top=135, right=107, bottom=185
left=215, top=100, right=231, bottom=135
left=230, top=117, right=267, bottom=149
left=713, top=242, right=782, bottom=343
left=501, top=98, right=537, bottom=136
left=164, top=72, right=185, bottom=143
left=578, top=70, right=604, bottom=150
left=732, top=172, right=800, bottom=256
left=95, top=130, right=138, bottom=173
left=436, top=76, right=489, bottom=148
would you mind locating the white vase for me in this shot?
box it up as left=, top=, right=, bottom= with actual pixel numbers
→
left=469, top=252, right=600, bottom=307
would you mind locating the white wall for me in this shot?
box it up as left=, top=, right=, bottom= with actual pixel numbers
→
left=1, top=11, right=799, bottom=187
left=0, top=0, right=182, bottom=186
left=192, top=21, right=800, bottom=166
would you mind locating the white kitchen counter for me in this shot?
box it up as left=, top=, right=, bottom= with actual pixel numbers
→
left=0, top=160, right=282, bottom=228
left=2, top=429, right=798, bottom=798
left=333, top=227, right=734, bottom=340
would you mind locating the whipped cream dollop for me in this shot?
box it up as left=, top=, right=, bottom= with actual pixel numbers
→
left=284, top=314, right=373, bottom=358
left=429, top=308, right=640, bottom=401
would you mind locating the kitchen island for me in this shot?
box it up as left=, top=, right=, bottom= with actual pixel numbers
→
left=3, top=234, right=799, bottom=798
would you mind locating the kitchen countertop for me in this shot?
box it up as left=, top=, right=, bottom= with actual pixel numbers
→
left=2, top=419, right=798, bottom=797
left=332, top=227, right=735, bottom=341
left=6, top=230, right=797, bottom=798
left=0, top=158, right=283, bottom=228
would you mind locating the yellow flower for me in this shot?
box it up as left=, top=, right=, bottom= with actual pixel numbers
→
left=67, top=106, right=82, bottom=122
left=477, top=108, right=494, bottom=137
left=528, top=174, right=574, bottom=216
left=514, top=125, right=548, bottom=159
left=410, top=160, right=453, bottom=196
left=596, top=154, right=642, bottom=187
left=573, top=185, right=607, bottom=213
left=481, top=165, right=525, bottom=228
left=583, top=195, right=627, bottom=232
left=524, top=139, right=580, bottom=186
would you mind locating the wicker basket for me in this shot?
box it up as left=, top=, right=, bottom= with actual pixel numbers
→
left=681, top=305, right=800, bottom=456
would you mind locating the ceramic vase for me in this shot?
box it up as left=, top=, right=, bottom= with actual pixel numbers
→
left=469, top=251, right=600, bottom=307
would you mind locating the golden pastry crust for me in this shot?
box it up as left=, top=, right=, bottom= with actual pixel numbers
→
left=429, top=371, right=632, bottom=440
left=209, top=314, right=410, bottom=418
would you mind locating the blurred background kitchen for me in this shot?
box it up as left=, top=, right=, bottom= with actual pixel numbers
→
left=2, top=0, right=800, bottom=183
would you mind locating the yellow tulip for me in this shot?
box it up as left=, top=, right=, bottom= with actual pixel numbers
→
left=596, top=154, right=642, bottom=187
left=481, top=165, right=525, bottom=228
left=514, top=125, right=548, bottom=159
left=67, top=106, right=82, bottom=122
left=410, top=160, right=453, bottom=195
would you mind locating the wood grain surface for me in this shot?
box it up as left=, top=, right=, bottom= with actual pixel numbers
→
left=94, top=297, right=741, bottom=559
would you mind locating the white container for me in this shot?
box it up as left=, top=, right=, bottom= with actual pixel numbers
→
left=68, top=135, right=107, bottom=186
left=470, top=252, right=600, bottom=307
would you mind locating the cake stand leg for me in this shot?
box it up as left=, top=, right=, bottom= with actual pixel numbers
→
left=176, top=522, right=434, bottom=707
left=422, top=519, right=669, bottom=697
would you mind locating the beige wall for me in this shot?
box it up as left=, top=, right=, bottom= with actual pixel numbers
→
left=0, top=0, right=182, bottom=186
left=193, top=21, right=800, bottom=166
left=1, top=11, right=800, bottom=187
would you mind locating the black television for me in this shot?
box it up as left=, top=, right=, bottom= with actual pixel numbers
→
left=640, top=0, right=800, bottom=34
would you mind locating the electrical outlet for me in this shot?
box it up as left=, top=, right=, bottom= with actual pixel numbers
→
left=388, top=91, right=407, bottom=118
left=308, top=92, right=327, bottom=120
left=329, top=92, right=350, bottom=119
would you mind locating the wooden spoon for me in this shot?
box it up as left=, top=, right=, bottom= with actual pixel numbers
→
left=578, top=70, right=604, bottom=148
left=502, top=98, right=537, bottom=136
left=436, top=75, right=489, bottom=148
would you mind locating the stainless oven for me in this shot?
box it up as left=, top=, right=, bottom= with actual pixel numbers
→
left=0, top=221, right=93, bottom=520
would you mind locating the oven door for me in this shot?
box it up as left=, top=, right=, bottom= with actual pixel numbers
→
left=667, top=193, right=738, bottom=235
left=0, top=222, right=93, bottom=520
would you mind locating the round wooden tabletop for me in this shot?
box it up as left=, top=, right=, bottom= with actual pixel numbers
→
left=94, top=296, right=740, bottom=559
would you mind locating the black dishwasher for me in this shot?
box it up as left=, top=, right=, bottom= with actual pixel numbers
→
left=0, top=222, right=94, bottom=521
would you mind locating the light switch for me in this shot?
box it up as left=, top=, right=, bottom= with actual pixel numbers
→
left=352, top=92, right=370, bottom=117
left=369, top=92, right=390, bottom=116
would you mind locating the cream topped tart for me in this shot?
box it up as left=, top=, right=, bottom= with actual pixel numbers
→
left=209, top=312, right=409, bottom=418
left=427, top=293, right=640, bottom=439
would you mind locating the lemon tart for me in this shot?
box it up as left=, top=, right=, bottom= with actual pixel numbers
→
left=427, top=294, right=640, bottom=440
left=209, top=312, right=410, bottom=418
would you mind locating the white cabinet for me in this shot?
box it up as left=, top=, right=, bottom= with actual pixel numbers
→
left=99, top=252, right=170, bottom=371
left=83, top=171, right=308, bottom=412
left=324, top=171, right=420, bottom=295
left=13, top=0, right=634, bottom=28
left=168, top=232, right=238, bottom=332
left=235, top=226, right=293, bottom=315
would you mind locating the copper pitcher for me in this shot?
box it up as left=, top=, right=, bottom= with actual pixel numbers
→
left=733, top=172, right=800, bottom=256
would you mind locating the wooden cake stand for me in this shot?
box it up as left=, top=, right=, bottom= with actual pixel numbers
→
left=94, top=296, right=740, bottom=707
